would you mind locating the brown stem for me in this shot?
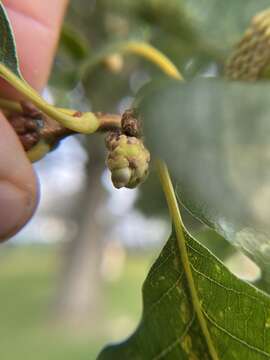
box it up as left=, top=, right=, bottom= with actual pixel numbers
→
left=95, top=112, right=121, bottom=132
left=40, top=112, right=122, bottom=144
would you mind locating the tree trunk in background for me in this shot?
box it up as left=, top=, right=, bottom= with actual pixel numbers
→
left=54, top=143, right=108, bottom=327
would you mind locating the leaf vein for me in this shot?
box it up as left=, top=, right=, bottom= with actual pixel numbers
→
left=148, top=250, right=175, bottom=280
left=145, top=271, right=184, bottom=317
left=187, top=242, right=218, bottom=262
left=152, top=312, right=195, bottom=360
left=203, top=309, right=270, bottom=358
left=190, top=262, right=264, bottom=304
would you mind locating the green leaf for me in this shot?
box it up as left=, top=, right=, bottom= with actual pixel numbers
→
left=101, top=0, right=270, bottom=56
left=136, top=79, right=270, bottom=273
left=0, top=2, right=22, bottom=78
left=98, top=167, right=270, bottom=359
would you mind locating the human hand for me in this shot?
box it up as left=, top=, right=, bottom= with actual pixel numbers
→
left=0, top=0, right=68, bottom=242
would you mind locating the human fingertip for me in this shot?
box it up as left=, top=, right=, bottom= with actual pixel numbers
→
left=0, top=180, right=38, bottom=242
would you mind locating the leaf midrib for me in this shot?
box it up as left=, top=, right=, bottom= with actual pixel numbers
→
left=157, top=161, right=220, bottom=360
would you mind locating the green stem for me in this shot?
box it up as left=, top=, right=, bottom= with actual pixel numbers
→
left=80, top=41, right=183, bottom=80
left=0, top=97, right=122, bottom=132
left=0, top=42, right=183, bottom=164
left=0, top=41, right=182, bottom=135
left=27, top=140, right=51, bottom=162
left=0, top=97, right=21, bottom=113
left=0, top=63, right=99, bottom=134
left=157, top=161, right=219, bottom=360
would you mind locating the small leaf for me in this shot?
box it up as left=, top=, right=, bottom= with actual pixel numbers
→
left=98, top=192, right=270, bottom=359
left=136, top=79, right=270, bottom=273
left=0, top=3, right=22, bottom=78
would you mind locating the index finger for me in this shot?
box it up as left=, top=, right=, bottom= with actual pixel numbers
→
left=1, top=0, right=69, bottom=97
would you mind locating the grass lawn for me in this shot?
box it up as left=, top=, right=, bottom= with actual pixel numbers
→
left=0, top=245, right=154, bottom=360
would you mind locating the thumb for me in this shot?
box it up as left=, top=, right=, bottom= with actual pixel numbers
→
left=0, top=112, right=38, bottom=242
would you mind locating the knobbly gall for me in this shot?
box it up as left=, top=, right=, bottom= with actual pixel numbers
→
left=105, top=132, right=150, bottom=189
left=8, top=113, right=42, bottom=151
left=8, top=101, right=74, bottom=156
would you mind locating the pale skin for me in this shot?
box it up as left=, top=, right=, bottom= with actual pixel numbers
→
left=0, top=0, right=69, bottom=241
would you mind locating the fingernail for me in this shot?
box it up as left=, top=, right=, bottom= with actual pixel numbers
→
left=0, top=181, right=33, bottom=241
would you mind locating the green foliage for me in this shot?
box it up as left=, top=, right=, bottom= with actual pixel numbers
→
left=136, top=79, right=270, bottom=273
left=1, top=1, right=270, bottom=359
left=99, top=224, right=270, bottom=359
left=100, top=0, right=270, bottom=66
left=0, top=2, right=22, bottom=78
left=55, top=3, right=270, bottom=358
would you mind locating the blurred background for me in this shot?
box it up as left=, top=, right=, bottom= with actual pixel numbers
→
left=0, top=0, right=265, bottom=359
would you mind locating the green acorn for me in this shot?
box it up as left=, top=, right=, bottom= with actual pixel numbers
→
left=105, top=132, right=150, bottom=189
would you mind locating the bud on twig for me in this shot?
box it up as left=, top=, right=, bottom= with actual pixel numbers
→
left=121, top=108, right=142, bottom=138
